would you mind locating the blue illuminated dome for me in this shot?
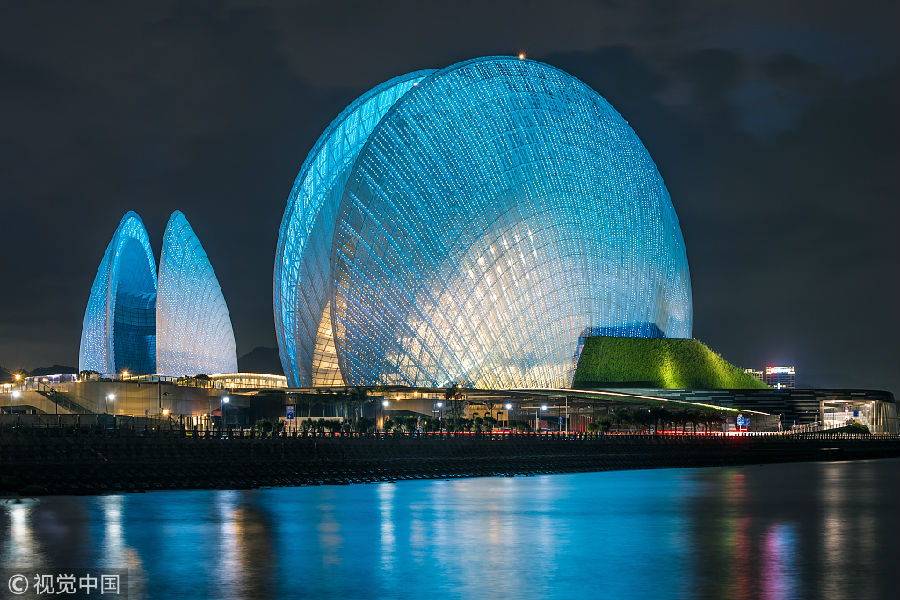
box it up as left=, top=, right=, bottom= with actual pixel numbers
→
left=156, top=211, right=237, bottom=376
left=79, top=211, right=157, bottom=375
left=275, top=56, right=692, bottom=388
left=274, top=70, right=433, bottom=387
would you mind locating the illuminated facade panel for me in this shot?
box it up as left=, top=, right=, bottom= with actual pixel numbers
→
left=273, top=70, right=433, bottom=386
left=276, top=56, right=692, bottom=389
left=79, top=211, right=157, bottom=375
left=156, top=211, right=238, bottom=376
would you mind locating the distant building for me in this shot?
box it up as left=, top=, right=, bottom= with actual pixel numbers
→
left=764, top=366, right=796, bottom=389
left=744, top=368, right=764, bottom=383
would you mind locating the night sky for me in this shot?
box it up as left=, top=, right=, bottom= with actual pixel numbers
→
left=1, top=1, right=897, bottom=395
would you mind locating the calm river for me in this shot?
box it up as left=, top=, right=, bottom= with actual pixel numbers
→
left=2, top=458, right=898, bottom=599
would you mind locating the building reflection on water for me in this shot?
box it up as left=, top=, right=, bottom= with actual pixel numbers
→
left=0, top=458, right=897, bottom=600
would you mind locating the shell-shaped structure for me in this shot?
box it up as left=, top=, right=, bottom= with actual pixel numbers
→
left=275, top=56, right=692, bottom=389
left=156, top=211, right=237, bottom=376
left=79, top=211, right=157, bottom=375
left=274, top=70, right=433, bottom=387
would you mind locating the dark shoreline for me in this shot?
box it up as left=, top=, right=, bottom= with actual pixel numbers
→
left=1, top=433, right=897, bottom=496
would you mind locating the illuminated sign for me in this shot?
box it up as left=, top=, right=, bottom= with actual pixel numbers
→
left=765, top=366, right=795, bottom=375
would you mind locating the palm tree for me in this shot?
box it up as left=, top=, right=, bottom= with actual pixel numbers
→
left=609, top=407, right=632, bottom=432
left=649, top=406, right=668, bottom=433
left=444, top=383, right=466, bottom=431
left=348, top=387, right=368, bottom=424
left=598, top=416, right=613, bottom=433
left=631, top=409, right=651, bottom=433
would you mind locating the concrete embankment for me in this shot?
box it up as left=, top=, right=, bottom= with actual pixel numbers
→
left=1, top=432, right=897, bottom=496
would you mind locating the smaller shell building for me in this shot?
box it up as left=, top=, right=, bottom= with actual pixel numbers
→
left=274, top=56, right=693, bottom=390
left=79, top=211, right=237, bottom=377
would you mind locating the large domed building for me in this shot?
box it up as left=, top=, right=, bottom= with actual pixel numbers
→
left=274, top=56, right=692, bottom=389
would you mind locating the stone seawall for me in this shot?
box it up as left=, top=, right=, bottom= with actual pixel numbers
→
left=1, top=433, right=897, bottom=496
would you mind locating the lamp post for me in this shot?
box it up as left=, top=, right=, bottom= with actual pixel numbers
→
left=505, top=403, right=512, bottom=431
left=536, top=404, right=548, bottom=433
left=436, top=401, right=443, bottom=433
left=11, top=390, right=21, bottom=414
left=105, top=393, right=115, bottom=414
left=382, top=400, right=389, bottom=433
left=221, top=396, right=230, bottom=436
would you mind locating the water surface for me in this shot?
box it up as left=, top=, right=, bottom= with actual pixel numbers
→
left=2, top=458, right=897, bottom=599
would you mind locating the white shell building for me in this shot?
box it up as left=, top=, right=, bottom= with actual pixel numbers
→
left=156, top=211, right=237, bottom=376
left=274, top=56, right=693, bottom=389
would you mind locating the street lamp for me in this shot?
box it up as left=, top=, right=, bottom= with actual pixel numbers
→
left=11, top=390, right=21, bottom=413
left=105, top=393, right=115, bottom=414
left=505, top=403, right=512, bottom=430
left=221, top=396, right=230, bottom=435
left=536, top=404, right=548, bottom=433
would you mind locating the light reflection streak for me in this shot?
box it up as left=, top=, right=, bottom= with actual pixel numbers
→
left=377, top=483, right=396, bottom=578
left=99, top=495, right=124, bottom=565
left=822, top=462, right=847, bottom=600
left=5, top=500, right=41, bottom=569
left=216, top=490, right=240, bottom=594
left=315, top=493, right=342, bottom=568
left=761, top=524, right=798, bottom=600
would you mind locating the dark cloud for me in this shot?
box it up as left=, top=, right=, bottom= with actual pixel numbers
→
left=0, top=1, right=897, bottom=396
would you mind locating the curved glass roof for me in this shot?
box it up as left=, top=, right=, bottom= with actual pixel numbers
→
left=79, top=211, right=157, bottom=375
left=273, top=70, right=433, bottom=386
left=157, top=211, right=237, bottom=376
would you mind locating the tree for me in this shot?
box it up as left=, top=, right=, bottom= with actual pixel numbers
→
left=255, top=418, right=274, bottom=436
left=444, top=383, right=467, bottom=431
left=684, top=409, right=702, bottom=434
left=598, top=416, right=613, bottom=433
left=631, top=409, right=651, bottom=433
left=473, top=416, right=484, bottom=433
left=355, top=416, right=375, bottom=434
left=608, top=407, right=630, bottom=432
left=402, top=416, right=418, bottom=433
left=649, top=406, right=669, bottom=433
left=482, top=399, right=497, bottom=431
left=348, top=387, right=368, bottom=424
left=323, top=419, right=342, bottom=435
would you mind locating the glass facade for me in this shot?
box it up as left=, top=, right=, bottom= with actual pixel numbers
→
left=79, top=211, right=157, bottom=375
left=275, top=56, right=692, bottom=389
left=156, top=211, right=237, bottom=377
left=274, top=70, right=433, bottom=387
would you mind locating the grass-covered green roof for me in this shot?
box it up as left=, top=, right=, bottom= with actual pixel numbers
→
left=573, top=336, right=769, bottom=390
